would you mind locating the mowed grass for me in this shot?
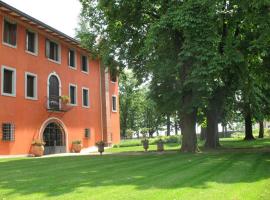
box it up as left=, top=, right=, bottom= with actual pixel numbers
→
left=107, top=137, right=270, bottom=153
left=0, top=139, right=270, bottom=200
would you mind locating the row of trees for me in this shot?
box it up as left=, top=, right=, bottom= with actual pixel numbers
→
left=77, top=0, right=270, bottom=152
left=119, top=70, right=179, bottom=138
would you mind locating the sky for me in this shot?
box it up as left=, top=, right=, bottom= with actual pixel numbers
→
left=2, top=0, right=82, bottom=37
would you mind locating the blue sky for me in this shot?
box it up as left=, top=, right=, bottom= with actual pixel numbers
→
left=2, top=0, right=82, bottom=37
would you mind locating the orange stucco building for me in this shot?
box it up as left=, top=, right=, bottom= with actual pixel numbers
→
left=0, top=1, right=120, bottom=155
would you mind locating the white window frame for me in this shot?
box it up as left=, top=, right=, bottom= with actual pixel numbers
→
left=25, top=72, right=38, bottom=100
left=1, top=65, right=16, bottom=97
left=112, top=95, right=117, bottom=112
left=81, top=55, right=89, bottom=74
left=2, top=18, right=17, bottom=48
left=82, top=87, right=90, bottom=108
left=68, top=49, right=77, bottom=70
left=45, top=38, right=61, bottom=64
left=69, top=83, right=77, bottom=106
left=25, top=29, right=38, bottom=56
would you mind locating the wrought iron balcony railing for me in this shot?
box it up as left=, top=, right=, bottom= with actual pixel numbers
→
left=45, top=95, right=73, bottom=112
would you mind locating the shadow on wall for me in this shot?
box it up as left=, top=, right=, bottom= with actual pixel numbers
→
left=0, top=152, right=269, bottom=198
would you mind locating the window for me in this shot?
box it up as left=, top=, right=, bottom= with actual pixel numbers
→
left=26, top=30, right=38, bottom=54
left=68, top=49, right=76, bottom=68
left=25, top=72, right=37, bottom=100
left=69, top=84, right=77, bottom=105
left=112, top=95, right=117, bottom=112
left=111, top=74, right=117, bottom=83
left=2, top=123, right=15, bottom=141
left=1, top=66, right=16, bottom=97
left=110, top=70, right=117, bottom=83
left=85, top=128, right=90, bottom=138
left=3, top=19, right=17, bottom=47
left=45, top=39, right=61, bottom=62
left=82, top=88, right=89, bottom=108
left=81, top=55, right=88, bottom=73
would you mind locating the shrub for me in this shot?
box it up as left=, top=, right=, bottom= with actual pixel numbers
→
left=140, top=128, right=149, bottom=138
left=72, top=140, right=82, bottom=144
left=118, top=135, right=181, bottom=148
left=126, top=129, right=134, bottom=138
left=96, top=141, right=105, bottom=146
left=32, top=139, right=45, bottom=146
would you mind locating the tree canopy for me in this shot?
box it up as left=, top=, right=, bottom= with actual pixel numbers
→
left=77, top=0, right=270, bottom=152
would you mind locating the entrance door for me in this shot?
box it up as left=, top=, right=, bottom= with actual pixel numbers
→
left=48, top=75, right=60, bottom=110
left=43, top=122, right=66, bottom=155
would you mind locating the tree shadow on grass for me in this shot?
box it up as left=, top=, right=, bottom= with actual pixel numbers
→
left=0, top=151, right=269, bottom=199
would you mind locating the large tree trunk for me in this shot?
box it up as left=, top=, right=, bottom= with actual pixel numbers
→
left=205, top=88, right=224, bottom=148
left=174, top=116, right=178, bottom=135
left=166, top=114, right=170, bottom=136
left=244, top=104, right=255, bottom=140
left=259, top=120, right=264, bottom=138
left=205, top=107, right=220, bottom=148
left=200, top=127, right=206, bottom=140
left=180, top=110, right=197, bottom=152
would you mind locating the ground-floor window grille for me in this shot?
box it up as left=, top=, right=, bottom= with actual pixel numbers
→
left=2, top=123, right=15, bottom=141
left=85, top=128, right=90, bottom=138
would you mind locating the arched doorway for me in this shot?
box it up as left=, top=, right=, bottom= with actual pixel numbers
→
left=43, top=122, right=66, bottom=155
left=48, top=74, right=60, bottom=110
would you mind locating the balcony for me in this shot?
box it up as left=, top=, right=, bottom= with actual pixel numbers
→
left=45, top=95, right=73, bottom=112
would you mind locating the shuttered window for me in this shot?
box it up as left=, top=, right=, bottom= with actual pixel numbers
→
left=69, top=84, right=77, bottom=105
left=81, top=55, right=88, bottom=72
left=3, top=19, right=17, bottom=46
left=45, top=39, right=60, bottom=62
left=112, top=96, right=117, bottom=112
left=25, top=73, right=37, bottom=99
left=26, top=30, right=37, bottom=53
left=1, top=66, right=16, bottom=96
left=82, top=88, right=89, bottom=107
left=69, top=50, right=76, bottom=68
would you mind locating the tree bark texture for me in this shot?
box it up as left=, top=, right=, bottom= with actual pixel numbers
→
left=180, top=110, right=197, bottom=152
left=166, top=114, right=170, bottom=136
left=244, top=104, right=255, bottom=140
left=205, top=89, right=224, bottom=148
left=200, top=127, right=206, bottom=140
left=205, top=107, right=220, bottom=148
left=259, top=121, right=264, bottom=138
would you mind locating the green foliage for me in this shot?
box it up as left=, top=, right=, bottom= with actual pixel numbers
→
left=72, top=140, right=82, bottom=145
left=140, top=128, right=149, bottom=138
left=115, top=135, right=181, bottom=148
left=77, top=0, right=270, bottom=150
left=119, top=70, right=165, bottom=138
left=125, top=129, right=134, bottom=138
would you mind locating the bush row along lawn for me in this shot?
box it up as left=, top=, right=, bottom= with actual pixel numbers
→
left=108, top=137, right=270, bottom=153
left=0, top=146, right=269, bottom=200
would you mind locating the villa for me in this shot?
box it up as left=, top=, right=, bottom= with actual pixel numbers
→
left=0, top=1, right=120, bottom=155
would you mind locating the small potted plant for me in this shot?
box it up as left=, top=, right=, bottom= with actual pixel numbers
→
left=157, top=139, right=164, bottom=152
left=60, top=95, right=70, bottom=104
left=141, top=138, right=149, bottom=152
left=31, top=139, right=45, bottom=157
left=72, top=140, right=82, bottom=153
left=96, top=141, right=105, bottom=155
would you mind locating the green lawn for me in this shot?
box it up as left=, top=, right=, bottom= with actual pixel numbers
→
left=107, top=137, right=270, bottom=153
left=0, top=139, right=270, bottom=200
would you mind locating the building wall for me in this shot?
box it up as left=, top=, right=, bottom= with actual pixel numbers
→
left=109, top=75, right=120, bottom=144
left=0, top=13, right=115, bottom=155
